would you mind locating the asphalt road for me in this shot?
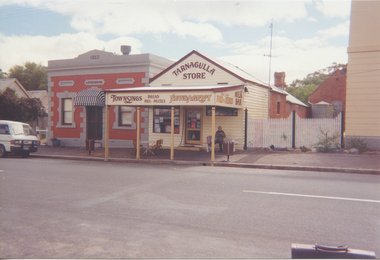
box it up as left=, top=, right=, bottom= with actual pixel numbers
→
left=1, top=158, right=379, bottom=258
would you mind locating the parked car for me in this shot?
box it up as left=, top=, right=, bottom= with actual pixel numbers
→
left=0, top=120, right=40, bottom=158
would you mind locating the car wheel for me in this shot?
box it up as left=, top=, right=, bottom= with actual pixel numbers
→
left=21, top=151, right=30, bottom=158
left=0, top=145, right=6, bottom=158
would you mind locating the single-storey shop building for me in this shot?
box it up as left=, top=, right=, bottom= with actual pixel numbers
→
left=104, top=50, right=271, bottom=158
left=45, top=46, right=174, bottom=147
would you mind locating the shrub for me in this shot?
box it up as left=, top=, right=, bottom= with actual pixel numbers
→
left=348, top=136, right=367, bottom=153
left=315, top=128, right=340, bottom=153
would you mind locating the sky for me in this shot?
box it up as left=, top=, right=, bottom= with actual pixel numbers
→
left=0, top=0, right=351, bottom=85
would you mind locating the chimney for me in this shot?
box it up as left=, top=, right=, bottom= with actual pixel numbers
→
left=121, top=45, right=131, bottom=55
left=274, top=72, right=286, bottom=89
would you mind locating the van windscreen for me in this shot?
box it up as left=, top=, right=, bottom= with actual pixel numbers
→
left=10, top=124, right=36, bottom=136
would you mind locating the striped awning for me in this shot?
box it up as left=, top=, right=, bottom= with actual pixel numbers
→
left=74, top=89, right=105, bottom=106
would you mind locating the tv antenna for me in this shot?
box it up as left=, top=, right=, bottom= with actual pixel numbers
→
left=268, top=22, right=273, bottom=116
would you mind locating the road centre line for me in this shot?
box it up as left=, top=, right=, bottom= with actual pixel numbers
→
left=243, top=190, right=380, bottom=203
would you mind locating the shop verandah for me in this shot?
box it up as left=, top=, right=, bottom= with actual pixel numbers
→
left=103, top=85, right=245, bottom=162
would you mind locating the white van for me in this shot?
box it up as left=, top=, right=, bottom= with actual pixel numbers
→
left=0, top=120, right=40, bottom=158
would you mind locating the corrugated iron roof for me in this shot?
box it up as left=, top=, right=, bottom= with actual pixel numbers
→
left=105, top=84, right=244, bottom=93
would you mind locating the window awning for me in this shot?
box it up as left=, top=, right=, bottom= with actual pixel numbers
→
left=74, top=89, right=105, bottom=106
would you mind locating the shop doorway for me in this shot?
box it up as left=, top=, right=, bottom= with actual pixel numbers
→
left=185, top=108, right=202, bottom=145
left=87, top=106, right=103, bottom=140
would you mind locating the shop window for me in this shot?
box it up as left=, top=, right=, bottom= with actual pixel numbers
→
left=206, top=106, right=238, bottom=116
left=119, top=106, right=133, bottom=126
left=153, top=106, right=180, bottom=134
left=62, top=98, right=73, bottom=125
left=277, top=102, right=280, bottom=114
left=112, top=106, right=136, bottom=130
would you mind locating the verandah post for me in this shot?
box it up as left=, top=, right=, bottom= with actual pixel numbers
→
left=105, top=105, right=110, bottom=160
left=211, top=106, right=216, bottom=162
left=136, top=107, right=141, bottom=159
left=244, top=108, right=248, bottom=150
left=170, top=106, right=174, bottom=160
left=341, top=111, right=345, bottom=148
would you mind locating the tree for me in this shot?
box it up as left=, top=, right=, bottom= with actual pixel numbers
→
left=0, top=88, right=47, bottom=122
left=8, top=62, right=47, bottom=90
left=286, top=63, right=347, bottom=104
left=0, top=69, right=8, bottom=78
left=0, top=88, right=22, bottom=120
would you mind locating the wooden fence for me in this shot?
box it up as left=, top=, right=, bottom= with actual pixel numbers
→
left=247, top=112, right=342, bottom=149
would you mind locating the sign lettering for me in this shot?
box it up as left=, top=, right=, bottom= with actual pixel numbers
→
left=170, top=94, right=212, bottom=103
left=183, top=72, right=206, bottom=80
left=225, top=97, right=233, bottom=105
left=235, top=90, right=243, bottom=106
left=107, top=91, right=242, bottom=107
left=172, top=61, right=216, bottom=79
left=110, top=94, right=143, bottom=104
left=144, top=95, right=165, bottom=103
left=216, top=95, right=224, bottom=103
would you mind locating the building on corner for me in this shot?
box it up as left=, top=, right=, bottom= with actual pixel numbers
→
left=44, top=46, right=174, bottom=147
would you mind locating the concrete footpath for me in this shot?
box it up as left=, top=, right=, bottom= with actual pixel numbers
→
left=29, top=145, right=380, bottom=175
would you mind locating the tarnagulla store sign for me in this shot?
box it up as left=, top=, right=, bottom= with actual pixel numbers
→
left=172, top=61, right=216, bottom=80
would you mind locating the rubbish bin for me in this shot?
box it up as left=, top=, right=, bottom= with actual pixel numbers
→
left=223, top=142, right=234, bottom=161
left=85, top=139, right=95, bottom=155
left=223, top=142, right=234, bottom=155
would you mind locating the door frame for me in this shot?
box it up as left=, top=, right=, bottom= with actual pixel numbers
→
left=86, top=106, right=103, bottom=140
left=184, top=107, right=203, bottom=145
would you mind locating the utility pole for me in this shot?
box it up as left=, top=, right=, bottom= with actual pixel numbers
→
left=268, top=22, right=273, bottom=117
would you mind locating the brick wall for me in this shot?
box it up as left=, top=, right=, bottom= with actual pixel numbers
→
left=308, top=69, right=346, bottom=110
left=269, top=91, right=287, bottom=118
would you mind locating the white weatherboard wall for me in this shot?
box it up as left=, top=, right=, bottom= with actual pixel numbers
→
left=346, top=1, right=380, bottom=149
left=245, top=83, right=269, bottom=119
left=150, top=53, right=245, bottom=86
left=202, top=108, right=244, bottom=150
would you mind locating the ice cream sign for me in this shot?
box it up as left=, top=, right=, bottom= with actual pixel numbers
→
left=172, top=61, right=216, bottom=80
